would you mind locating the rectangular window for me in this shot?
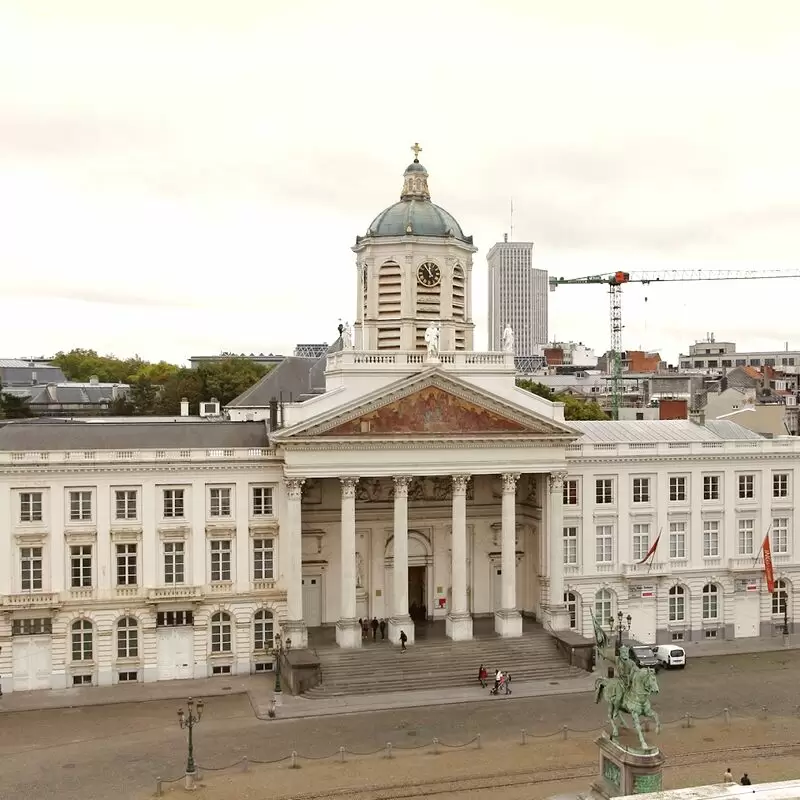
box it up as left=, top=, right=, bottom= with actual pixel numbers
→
left=563, top=526, right=578, bottom=565
left=703, top=520, right=720, bottom=557
left=209, top=487, right=232, bottom=518
left=210, top=539, right=232, bottom=582
left=703, top=475, right=720, bottom=501
left=253, top=538, right=274, bottom=580
left=252, top=486, right=274, bottom=516
left=595, top=479, right=613, bottom=505
left=738, top=519, right=755, bottom=555
left=738, top=474, right=755, bottom=500
left=632, top=523, right=650, bottom=562
left=20, top=492, right=43, bottom=523
left=595, top=525, right=613, bottom=563
left=563, top=479, right=579, bottom=506
left=632, top=478, right=650, bottom=504
left=164, top=541, right=185, bottom=584
left=772, top=517, right=789, bottom=555
left=70, top=545, right=93, bottom=588
left=69, top=490, right=92, bottom=522
left=116, top=543, right=138, bottom=586
left=669, top=477, right=687, bottom=502
left=114, top=490, right=137, bottom=520
left=118, top=671, right=138, bottom=682
left=20, top=546, right=43, bottom=591
left=156, top=610, right=193, bottom=627
left=668, top=522, right=687, bottom=559
left=12, top=618, right=52, bottom=636
left=163, top=489, right=185, bottom=519
left=773, top=473, right=790, bottom=499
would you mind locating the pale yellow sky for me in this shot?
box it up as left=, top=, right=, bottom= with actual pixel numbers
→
left=2, top=1, right=799, bottom=361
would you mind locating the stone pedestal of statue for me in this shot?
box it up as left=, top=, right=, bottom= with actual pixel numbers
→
left=584, top=734, right=665, bottom=799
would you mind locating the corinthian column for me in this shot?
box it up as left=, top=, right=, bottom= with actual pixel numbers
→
left=336, top=477, right=361, bottom=648
left=494, top=472, right=522, bottom=637
left=446, top=475, right=473, bottom=641
left=388, top=476, right=414, bottom=645
left=548, top=471, right=571, bottom=631
left=283, top=477, right=307, bottom=648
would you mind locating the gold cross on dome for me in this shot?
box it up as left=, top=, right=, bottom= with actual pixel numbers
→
left=411, top=142, right=422, bottom=160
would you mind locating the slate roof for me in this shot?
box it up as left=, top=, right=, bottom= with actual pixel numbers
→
left=0, top=420, right=269, bottom=451
left=227, top=337, right=343, bottom=408
left=566, top=419, right=764, bottom=443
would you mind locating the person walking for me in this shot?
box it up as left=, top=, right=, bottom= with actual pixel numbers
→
left=741, top=774, right=752, bottom=786
left=504, top=672, right=512, bottom=695
left=478, top=664, right=488, bottom=688
left=399, top=630, right=407, bottom=652
left=371, top=617, right=379, bottom=641
left=723, top=769, right=734, bottom=784
left=379, top=619, right=386, bottom=640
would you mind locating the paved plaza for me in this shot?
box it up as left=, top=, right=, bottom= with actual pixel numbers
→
left=2, top=648, right=800, bottom=799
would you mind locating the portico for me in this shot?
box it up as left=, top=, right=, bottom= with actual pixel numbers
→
left=272, top=366, right=578, bottom=649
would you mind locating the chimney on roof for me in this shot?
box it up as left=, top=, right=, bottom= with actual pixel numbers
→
left=689, top=407, right=705, bottom=426
left=269, top=398, right=279, bottom=431
left=180, top=397, right=189, bottom=417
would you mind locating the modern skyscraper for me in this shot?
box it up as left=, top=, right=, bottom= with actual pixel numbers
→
left=486, top=236, right=548, bottom=355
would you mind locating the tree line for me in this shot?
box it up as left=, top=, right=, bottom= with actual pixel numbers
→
left=516, top=379, right=609, bottom=421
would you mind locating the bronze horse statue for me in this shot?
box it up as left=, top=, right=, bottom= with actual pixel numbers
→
left=595, top=666, right=661, bottom=750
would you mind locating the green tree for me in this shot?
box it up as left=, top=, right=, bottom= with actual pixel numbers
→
left=0, top=384, right=34, bottom=418
left=516, top=378, right=609, bottom=421
left=197, top=358, right=269, bottom=407
left=155, top=369, right=205, bottom=415
left=128, top=379, right=159, bottom=415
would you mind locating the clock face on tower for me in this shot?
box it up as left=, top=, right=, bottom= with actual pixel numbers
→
left=417, top=261, right=441, bottom=288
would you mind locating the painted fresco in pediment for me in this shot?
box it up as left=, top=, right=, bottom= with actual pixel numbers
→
left=320, top=386, right=531, bottom=436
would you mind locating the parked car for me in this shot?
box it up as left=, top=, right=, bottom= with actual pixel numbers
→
left=627, top=641, right=661, bottom=671
left=653, top=644, right=686, bottom=669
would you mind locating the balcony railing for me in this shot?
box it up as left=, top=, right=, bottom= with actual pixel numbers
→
left=147, top=585, right=201, bottom=601
left=252, top=579, right=277, bottom=592
left=728, top=557, right=760, bottom=571
left=623, top=561, right=669, bottom=577
left=2, top=591, right=60, bottom=608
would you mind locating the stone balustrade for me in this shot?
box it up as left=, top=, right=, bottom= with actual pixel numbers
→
left=326, top=349, right=516, bottom=371
left=0, top=447, right=277, bottom=466
left=566, top=438, right=800, bottom=459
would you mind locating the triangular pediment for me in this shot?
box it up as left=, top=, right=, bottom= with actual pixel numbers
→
left=275, top=371, right=576, bottom=440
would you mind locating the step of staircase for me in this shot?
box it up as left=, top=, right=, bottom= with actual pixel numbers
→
left=304, top=627, right=585, bottom=698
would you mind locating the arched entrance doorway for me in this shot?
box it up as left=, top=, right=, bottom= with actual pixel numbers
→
left=384, top=530, right=433, bottom=621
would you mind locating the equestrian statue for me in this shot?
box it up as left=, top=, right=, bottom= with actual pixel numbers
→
left=592, top=613, right=661, bottom=751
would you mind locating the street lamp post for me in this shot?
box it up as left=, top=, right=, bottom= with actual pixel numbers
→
left=274, top=633, right=283, bottom=695
left=177, top=697, right=204, bottom=789
left=608, top=610, right=632, bottom=655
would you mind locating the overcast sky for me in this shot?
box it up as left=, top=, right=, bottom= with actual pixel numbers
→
left=2, top=1, right=799, bottom=365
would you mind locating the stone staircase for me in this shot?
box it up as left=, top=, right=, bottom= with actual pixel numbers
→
left=304, top=624, right=585, bottom=698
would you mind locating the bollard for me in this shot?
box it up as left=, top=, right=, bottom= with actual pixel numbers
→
left=290, top=750, right=299, bottom=769
left=476, top=733, right=482, bottom=749
left=724, top=708, right=731, bottom=726
left=432, top=737, right=439, bottom=755
left=684, top=713, right=692, bottom=729
left=521, top=729, right=528, bottom=746
left=339, top=746, right=346, bottom=763
left=385, top=742, right=393, bottom=759
left=184, top=771, right=196, bottom=791
left=155, top=778, right=162, bottom=797
left=562, top=725, right=568, bottom=740
left=242, top=757, right=249, bottom=773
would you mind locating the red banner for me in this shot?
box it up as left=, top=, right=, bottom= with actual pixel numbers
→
left=763, top=533, right=776, bottom=594
left=637, top=533, right=661, bottom=565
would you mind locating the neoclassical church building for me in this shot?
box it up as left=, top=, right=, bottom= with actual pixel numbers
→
left=1, top=148, right=799, bottom=693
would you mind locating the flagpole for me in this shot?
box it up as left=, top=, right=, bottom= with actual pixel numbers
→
left=753, top=524, right=772, bottom=567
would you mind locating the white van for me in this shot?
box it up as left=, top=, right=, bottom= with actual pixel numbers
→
left=653, top=644, right=686, bottom=669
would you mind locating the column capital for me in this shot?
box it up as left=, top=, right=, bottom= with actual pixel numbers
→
left=451, top=475, right=471, bottom=496
left=548, top=471, right=569, bottom=493
left=501, top=473, right=520, bottom=494
left=284, top=478, right=305, bottom=499
left=340, top=477, right=360, bottom=498
left=393, top=476, right=413, bottom=498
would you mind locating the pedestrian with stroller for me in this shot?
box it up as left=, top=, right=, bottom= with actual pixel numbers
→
left=478, top=664, right=488, bottom=688
left=399, top=630, right=407, bottom=652
left=493, top=668, right=503, bottom=693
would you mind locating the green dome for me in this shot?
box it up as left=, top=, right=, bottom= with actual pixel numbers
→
left=366, top=199, right=469, bottom=241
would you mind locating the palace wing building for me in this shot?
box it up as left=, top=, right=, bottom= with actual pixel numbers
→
left=1, top=152, right=798, bottom=693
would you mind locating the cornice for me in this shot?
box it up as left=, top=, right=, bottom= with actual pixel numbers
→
left=0, top=462, right=278, bottom=478
left=280, top=437, right=569, bottom=452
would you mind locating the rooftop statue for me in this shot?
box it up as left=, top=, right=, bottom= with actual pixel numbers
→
left=592, top=613, right=661, bottom=751
left=425, top=322, right=440, bottom=359
left=501, top=324, right=514, bottom=353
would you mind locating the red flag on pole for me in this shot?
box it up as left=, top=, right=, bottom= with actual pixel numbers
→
left=763, top=533, right=776, bottom=594
left=638, top=532, right=661, bottom=565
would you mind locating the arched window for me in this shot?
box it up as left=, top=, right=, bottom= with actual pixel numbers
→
left=702, top=583, right=719, bottom=620
left=211, top=611, right=232, bottom=653
left=253, top=609, right=274, bottom=651
left=595, top=589, right=613, bottom=626
left=117, top=616, right=139, bottom=659
left=668, top=585, right=686, bottom=622
left=772, top=580, right=789, bottom=616
left=564, top=591, right=578, bottom=630
left=71, top=619, right=93, bottom=662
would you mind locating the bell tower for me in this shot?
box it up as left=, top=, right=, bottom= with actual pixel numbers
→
left=352, top=145, right=476, bottom=352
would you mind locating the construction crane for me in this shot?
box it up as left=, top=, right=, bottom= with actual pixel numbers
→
left=549, top=268, right=800, bottom=420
